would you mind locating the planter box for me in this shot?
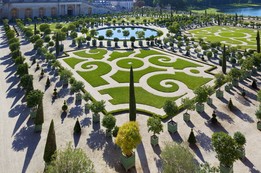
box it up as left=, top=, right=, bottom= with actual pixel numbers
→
left=232, top=80, right=238, bottom=87
left=196, top=103, right=204, bottom=113
left=225, top=85, right=230, bottom=92
left=34, top=124, right=42, bottom=132
left=30, top=107, right=37, bottom=119
left=151, top=135, right=158, bottom=146
left=257, top=121, right=261, bottom=130
left=207, top=98, right=212, bottom=105
left=183, top=113, right=190, bottom=122
left=220, top=164, right=233, bottom=173
left=168, top=121, right=177, bottom=133
left=120, top=152, right=135, bottom=172
left=92, top=113, right=100, bottom=123
left=139, top=40, right=143, bottom=47
left=246, top=71, right=251, bottom=78
left=216, top=90, right=224, bottom=98
left=76, top=93, right=82, bottom=102
left=107, top=41, right=111, bottom=47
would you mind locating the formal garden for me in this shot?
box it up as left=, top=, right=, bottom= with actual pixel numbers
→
left=1, top=7, right=261, bottom=173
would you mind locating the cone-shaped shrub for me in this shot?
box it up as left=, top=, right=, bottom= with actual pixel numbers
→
left=44, top=119, right=57, bottom=163
left=34, top=98, right=44, bottom=125
left=256, top=30, right=260, bottom=53
left=62, top=100, right=68, bottom=112
left=252, top=80, right=258, bottom=89
left=112, top=126, right=119, bottom=137
left=222, top=45, right=226, bottom=74
left=228, top=98, right=234, bottom=111
left=74, top=118, right=81, bottom=134
left=129, top=66, right=136, bottom=121
left=40, top=68, right=44, bottom=76
left=46, top=77, right=50, bottom=87
left=188, top=128, right=196, bottom=144
left=211, top=110, right=218, bottom=124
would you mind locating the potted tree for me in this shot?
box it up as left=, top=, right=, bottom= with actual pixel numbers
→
left=255, top=105, right=261, bottom=130
left=163, top=100, right=178, bottom=133
left=102, top=114, right=116, bottom=137
left=122, top=30, right=130, bottom=47
left=88, top=100, right=105, bottom=123
left=181, top=97, right=195, bottom=122
left=194, top=86, right=210, bottom=113
left=228, top=68, right=241, bottom=87
left=114, top=37, right=119, bottom=47
left=34, top=98, right=44, bottom=132
left=115, top=121, right=141, bottom=171
left=233, top=131, right=246, bottom=159
left=215, top=73, right=226, bottom=99
left=70, top=80, right=84, bottom=102
left=105, top=29, right=113, bottom=47
left=212, top=132, right=240, bottom=173
left=147, top=115, right=163, bottom=146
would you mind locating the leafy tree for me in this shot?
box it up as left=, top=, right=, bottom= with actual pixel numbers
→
left=17, top=63, right=29, bottom=77
left=44, top=119, right=57, bottom=163
left=20, top=74, right=34, bottom=91
left=115, top=121, right=141, bottom=157
left=194, top=86, right=211, bottom=104
left=161, top=142, right=198, bottom=173
left=34, top=39, right=44, bottom=49
left=90, top=29, right=98, bottom=37
left=163, top=100, right=178, bottom=117
left=147, top=115, right=163, bottom=136
left=26, top=89, right=44, bottom=108
left=129, top=66, right=136, bottom=121
left=122, top=30, right=130, bottom=40
left=9, top=42, right=20, bottom=52
left=233, top=131, right=246, bottom=146
left=70, top=81, right=84, bottom=93
left=88, top=100, right=105, bottom=115
left=102, top=114, right=116, bottom=134
left=181, top=97, right=195, bottom=113
left=214, top=73, right=226, bottom=88
left=105, top=29, right=113, bottom=39
left=45, top=142, right=94, bottom=173
left=211, top=132, right=240, bottom=167
left=228, top=68, right=241, bottom=80
left=74, top=118, right=81, bottom=134
left=39, top=23, right=50, bottom=33
left=67, top=24, right=76, bottom=31
left=59, top=69, right=72, bottom=84
left=255, top=105, right=261, bottom=122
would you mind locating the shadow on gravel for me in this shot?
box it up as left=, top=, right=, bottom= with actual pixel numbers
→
left=137, top=142, right=150, bottom=173
left=205, top=121, right=228, bottom=133
left=9, top=104, right=30, bottom=135
left=6, top=87, right=25, bottom=108
left=12, top=126, right=41, bottom=173
left=68, top=106, right=83, bottom=118
left=190, top=144, right=205, bottom=162
left=242, top=157, right=261, bottom=173
left=80, top=117, right=91, bottom=128
left=215, top=110, right=234, bottom=124
left=169, top=132, right=183, bottom=144
left=231, top=106, right=254, bottom=123
left=196, top=130, right=213, bottom=152
left=86, top=129, right=106, bottom=151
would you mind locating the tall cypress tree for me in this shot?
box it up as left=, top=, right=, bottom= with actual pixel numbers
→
left=43, top=119, right=57, bottom=163
left=129, top=66, right=136, bottom=121
left=222, top=45, right=227, bottom=74
left=34, top=23, right=37, bottom=35
left=256, top=30, right=260, bottom=53
left=34, top=98, right=44, bottom=126
left=55, top=32, right=59, bottom=58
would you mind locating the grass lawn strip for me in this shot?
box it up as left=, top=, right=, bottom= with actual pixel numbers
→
left=111, top=66, right=166, bottom=83
left=108, top=51, right=134, bottom=61
left=73, top=49, right=108, bottom=59
left=116, top=58, right=144, bottom=69
left=190, top=69, right=200, bottom=74
left=63, top=57, right=85, bottom=69
left=147, top=74, right=179, bottom=92
left=99, top=87, right=183, bottom=108
left=135, top=49, right=165, bottom=58
left=77, top=61, right=112, bottom=87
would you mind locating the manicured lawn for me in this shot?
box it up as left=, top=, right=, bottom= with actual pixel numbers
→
left=99, top=87, right=183, bottom=108
left=135, top=49, right=164, bottom=58
left=108, top=51, right=134, bottom=61
left=189, top=26, right=257, bottom=50
left=73, top=49, right=108, bottom=59
left=28, top=23, right=69, bottom=32
left=77, top=61, right=112, bottom=87
left=111, top=66, right=166, bottom=83
left=63, top=57, right=85, bottom=68
left=190, top=69, right=200, bottom=74
left=172, top=72, right=212, bottom=90
left=147, top=74, right=179, bottom=92
left=116, top=58, right=144, bottom=69
left=149, top=56, right=202, bottom=69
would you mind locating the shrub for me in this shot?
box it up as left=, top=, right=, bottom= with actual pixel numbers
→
left=163, top=100, right=178, bottom=117
left=74, top=118, right=81, bottom=134
left=46, top=77, right=50, bottom=87
left=43, top=119, right=57, bottom=163
left=147, top=115, right=163, bottom=136
left=112, top=126, right=119, bottom=137
left=62, top=100, right=68, bottom=112
left=233, top=132, right=246, bottom=146
left=26, top=89, right=44, bottom=108
left=228, top=98, right=234, bottom=111
left=102, top=114, right=116, bottom=133
left=188, top=128, right=196, bottom=144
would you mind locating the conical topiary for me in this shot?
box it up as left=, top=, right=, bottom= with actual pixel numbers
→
left=62, top=100, right=68, bottom=112
left=228, top=98, right=234, bottom=111
left=34, top=98, right=44, bottom=126
left=53, top=87, right=57, bottom=97
left=40, top=69, right=44, bottom=76
left=46, top=77, right=50, bottom=87
left=188, top=128, right=196, bottom=145
left=252, top=80, right=258, bottom=89
left=43, top=119, right=57, bottom=163
left=112, top=126, right=119, bottom=137
left=36, top=63, right=40, bottom=71
left=222, top=45, right=227, bottom=74
left=211, top=110, right=218, bottom=124
left=74, top=118, right=81, bottom=134
left=241, top=88, right=246, bottom=97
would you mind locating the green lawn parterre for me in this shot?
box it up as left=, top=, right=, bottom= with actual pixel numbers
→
left=62, top=48, right=213, bottom=111
left=189, top=26, right=257, bottom=50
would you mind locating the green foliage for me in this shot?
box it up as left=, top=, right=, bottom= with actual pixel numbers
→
left=45, top=142, right=94, bottom=173
left=34, top=39, right=44, bottom=49
left=163, top=100, right=178, bottom=117
left=147, top=115, right=163, bottom=136
left=115, top=121, right=141, bottom=156
left=112, top=126, right=119, bottom=137
left=211, top=132, right=240, bottom=167
left=26, top=89, right=43, bottom=108
left=88, top=100, right=105, bottom=114
left=194, top=85, right=213, bottom=103
left=59, top=69, right=72, bottom=83
left=70, top=81, right=85, bottom=93
left=214, top=73, right=226, bottom=88
left=198, top=162, right=220, bottom=173
left=188, top=129, right=196, bottom=144
left=44, top=120, right=57, bottom=163
left=34, top=98, right=44, bottom=125
left=228, top=68, right=241, bottom=80
left=129, top=66, right=136, bottom=121
left=62, top=100, right=68, bottom=112
left=161, top=142, right=198, bottom=173
left=222, top=45, right=227, bottom=74
left=233, top=131, right=246, bottom=146
left=102, top=114, right=116, bottom=132
left=181, top=97, right=195, bottom=113
left=20, top=74, right=34, bottom=91
left=74, top=118, right=81, bottom=134
left=256, top=30, right=260, bottom=53
left=46, top=77, right=51, bottom=87
left=83, top=92, right=91, bottom=102
left=39, top=23, right=50, bottom=32
left=255, top=105, right=261, bottom=120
